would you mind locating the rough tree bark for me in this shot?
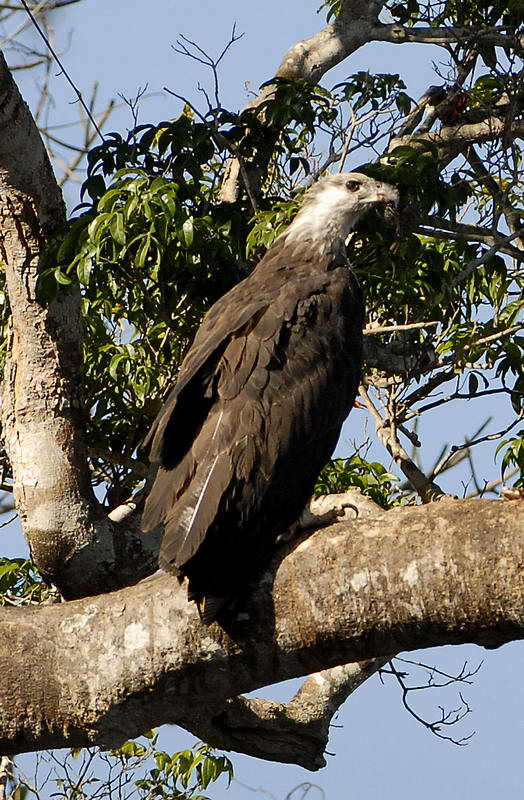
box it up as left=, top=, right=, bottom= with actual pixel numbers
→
left=1, top=499, right=523, bottom=768
left=0, top=53, right=160, bottom=598
left=0, top=3, right=523, bottom=772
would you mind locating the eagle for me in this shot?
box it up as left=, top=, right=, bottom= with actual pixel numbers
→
left=142, top=172, right=398, bottom=623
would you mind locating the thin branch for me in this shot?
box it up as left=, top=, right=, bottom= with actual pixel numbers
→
left=163, top=87, right=259, bottom=213
left=439, top=324, right=524, bottom=368
left=414, top=216, right=524, bottom=265
left=406, top=387, right=517, bottom=421
left=394, top=656, right=482, bottom=686
left=466, top=145, right=524, bottom=252
left=364, top=320, right=439, bottom=335
left=174, top=26, right=244, bottom=110
left=19, top=0, right=103, bottom=139
left=383, top=660, right=474, bottom=745
left=466, top=467, right=519, bottom=498
left=433, top=415, right=524, bottom=476
left=358, top=384, right=446, bottom=502
left=0, top=0, right=49, bottom=48
left=452, top=228, right=524, bottom=285
left=88, top=448, right=148, bottom=479
left=375, top=22, right=517, bottom=48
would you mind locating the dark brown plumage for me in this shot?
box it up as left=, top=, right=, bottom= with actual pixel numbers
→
left=142, top=172, right=398, bottom=623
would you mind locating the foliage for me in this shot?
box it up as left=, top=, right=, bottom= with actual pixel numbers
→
left=29, top=47, right=523, bottom=503
left=37, top=116, right=251, bottom=503
left=9, top=735, right=233, bottom=800
left=496, top=430, right=524, bottom=486
left=132, top=740, right=233, bottom=799
left=0, top=557, right=51, bottom=606
left=315, top=456, right=402, bottom=508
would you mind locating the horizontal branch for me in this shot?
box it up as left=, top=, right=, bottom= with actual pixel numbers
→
left=364, top=321, right=439, bottom=335
left=375, top=22, right=518, bottom=47
left=415, top=216, right=524, bottom=264
left=390, top=117, right=524, bottom=157
left=2, top=498, right=523, bottom=763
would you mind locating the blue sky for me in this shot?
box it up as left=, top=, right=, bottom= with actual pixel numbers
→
left=5, top=2, right=524, bottom=798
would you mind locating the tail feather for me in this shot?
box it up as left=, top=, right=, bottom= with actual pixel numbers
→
left=160, top=450, right=232, bottom=569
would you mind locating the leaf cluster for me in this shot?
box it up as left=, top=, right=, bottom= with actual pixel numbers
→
left=0, top=558, right=50, bottom=605
left=39, top=117, right=252, bottom=499
left=497, top=430, right=524, bottom=485
left=133, top=742, right=233, bottom=800
left=315, top=456, right=403, bottom=508
left=10, top=735, right=233, bottom=800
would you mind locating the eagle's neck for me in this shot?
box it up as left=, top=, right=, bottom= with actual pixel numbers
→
left=280, top=201, right=363, bottom=260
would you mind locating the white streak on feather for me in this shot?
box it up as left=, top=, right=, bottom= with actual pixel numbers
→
left=177, top=410, right=225, bottom=546
left=211, top=409, right=224, bottom=440
left=184, top=452, right=221, bottom=540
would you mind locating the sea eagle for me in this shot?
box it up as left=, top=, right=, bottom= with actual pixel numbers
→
left=142, top=172, right=398, bottom=623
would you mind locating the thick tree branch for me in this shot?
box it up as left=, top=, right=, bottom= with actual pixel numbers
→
left=390, top=117, right=524, bottom=157
left=1, top=498, right=523, bottom=765
left=275, top=0, right=384, bottom=84
left=220, top=0, right=388, bottom=202
left=220, top=3, right=517, bottom=202
left=0, top=52, right=158, bottom=598
left=179, top=657, right=389, bottom=770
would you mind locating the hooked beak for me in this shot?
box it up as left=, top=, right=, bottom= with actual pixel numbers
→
left=376, top=186, right=399, bottom=207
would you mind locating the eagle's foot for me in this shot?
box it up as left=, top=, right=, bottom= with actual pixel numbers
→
left=277, top=491, right=370, bottom=544
left=295, top=501, right=358, bottom=533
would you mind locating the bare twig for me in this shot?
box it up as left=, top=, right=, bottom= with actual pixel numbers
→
left=19, top=0, right=103, bottom=139
left=414, top=216, right=524, bottom=265
left=174, top=25, right=244, bottom=110
left=452, top=228, right=524, bottom=285
left=466, top=467, right=519, bottom=498
left=433, top=415, right=524, bottom=477
left=382, top=659, right=474, bottom=745
left=163, top=87, right=259, bottom=213
left=358, top=385, right=447, bottom=502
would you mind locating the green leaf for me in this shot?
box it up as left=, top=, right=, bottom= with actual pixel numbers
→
left=110, top=212, right=126, bottom=246
left=135, top=234, right=152, bottom=267
left=395, top=91, right=412, bottom=114
left=76, top=256, right=93, bottom=285
left=0, top=561, right=19, bottom=579
left=182, top=217, right=194, bottom=247
left=54, top=267, right=73, bottom=285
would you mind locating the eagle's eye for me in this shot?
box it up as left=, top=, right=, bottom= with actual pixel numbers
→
left=346, top=180, right=360, bottom=192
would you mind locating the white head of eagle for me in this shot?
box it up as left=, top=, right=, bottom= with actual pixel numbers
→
left=284, top=172, right=399, bottom=258
left=142, top=170, right=399, bottom=624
